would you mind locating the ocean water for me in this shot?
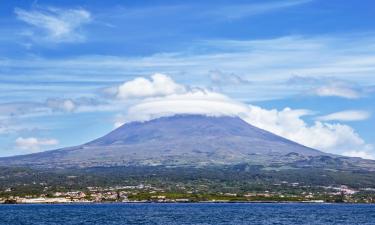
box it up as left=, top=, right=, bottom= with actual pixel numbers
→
left=0, top=203, right=374, bottom=225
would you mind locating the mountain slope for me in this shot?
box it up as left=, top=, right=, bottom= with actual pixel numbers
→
left=0, top=115, right=372, bottom=169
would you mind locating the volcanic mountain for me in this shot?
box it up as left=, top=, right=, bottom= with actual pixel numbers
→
left=0, top=115, right=374, bottom=170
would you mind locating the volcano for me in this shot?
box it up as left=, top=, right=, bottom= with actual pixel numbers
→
left=0, top=115, right=373, bottom=170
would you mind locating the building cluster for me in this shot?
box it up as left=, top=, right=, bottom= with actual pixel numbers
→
left=1, top=183, right=374, bottom=204
left=0, top=184, right=155, bottom=204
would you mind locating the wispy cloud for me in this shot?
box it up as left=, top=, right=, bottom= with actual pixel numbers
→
left=209, top=70, right=251, bottom=86
left=317, top=110, right=371, bottom=122
left=202, top=0, right=312, bottom=20
left=104, top=0, right=312, bottom=22
left=15, top=137, right=58, bottom=152
left=287, top=75, right=373, bottom=99
left=15, top=6, right=91, bottom=43
left=0, top=97, right=108, bottom=126
left=2, top=34, right=374, bottom=102
left=314, top=85, right=361, bottom=99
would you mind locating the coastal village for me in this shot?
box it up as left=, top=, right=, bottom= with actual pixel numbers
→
left=1, top=182, right=374, bottom=204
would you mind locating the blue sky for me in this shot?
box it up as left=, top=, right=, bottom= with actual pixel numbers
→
left=1, top=0, right=375, bottom=159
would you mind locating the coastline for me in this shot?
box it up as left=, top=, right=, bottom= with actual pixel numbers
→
left=3, top=200, right=367, bottom=205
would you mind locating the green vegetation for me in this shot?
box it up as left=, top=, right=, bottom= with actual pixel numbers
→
left=1, top=165, right=375, bottom=203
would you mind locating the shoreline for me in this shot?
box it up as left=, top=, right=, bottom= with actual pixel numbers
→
left=2, top=201, right=371, bottom=205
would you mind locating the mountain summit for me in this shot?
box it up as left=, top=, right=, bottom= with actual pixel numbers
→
left=0, top=115, right=372, bottom=169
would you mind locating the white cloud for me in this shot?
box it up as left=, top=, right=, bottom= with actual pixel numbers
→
left=115, top=73, right=187, bottom=99
left=15, top=7, right=91, bottom=43
left=116, top=74, right=373, bottom=158
left=287, top=76, right=369, bottom=99
left=113, top=114, right=128, bottom=128
left=125, top=89, right=249, bottom=122
left=46, top=98, right=76, bottom=112
left=62, top=100, right=75, bottom=112
left=317, top=110, right=371, bottom=122
left=15, top=137, right=58, bottom=151
left=241, top=106, right=372, bottom=157
left=314, top=84, right=361, bottom=99
left=343, top=151, right=374, bottom=160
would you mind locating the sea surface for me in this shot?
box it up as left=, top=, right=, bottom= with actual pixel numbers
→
left=0, top=203, right=374, bottom=225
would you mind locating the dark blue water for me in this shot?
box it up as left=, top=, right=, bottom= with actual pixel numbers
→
left=0, top=203, right=374, bottom=225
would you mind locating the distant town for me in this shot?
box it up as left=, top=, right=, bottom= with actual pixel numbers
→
left=2, top=181, right=375, bottom=204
